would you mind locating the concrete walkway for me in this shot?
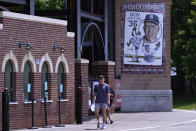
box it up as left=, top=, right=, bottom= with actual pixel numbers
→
left=15, top=109, right=196, bottom=131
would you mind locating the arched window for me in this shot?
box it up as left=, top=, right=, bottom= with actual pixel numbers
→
left=58, top=62, right=66, bottom=99
left=24, top=61, right=32, bottom=101
left=41, top=62, right=49, bottom=100
left=5, top=60, right=14, bottom=102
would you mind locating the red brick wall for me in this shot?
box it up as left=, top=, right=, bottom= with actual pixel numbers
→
left=75, top=61, right=89, bottom=118
left=115, top=0, right=171, bottom=90
left=92, top=63, right=115, bottom=89
left=0, top=73, right=4, bottom=131
left=0, top=16, right=75, bottom=130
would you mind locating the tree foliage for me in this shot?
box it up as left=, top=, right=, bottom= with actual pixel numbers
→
left=35, top=0, right=66, bottom=10
left=172, top=0, right=196, bottom=79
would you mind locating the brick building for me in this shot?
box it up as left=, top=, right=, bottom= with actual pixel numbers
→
left=0, top=11, right=75, bottom=129
left=0, top=0, right=171, bottom=130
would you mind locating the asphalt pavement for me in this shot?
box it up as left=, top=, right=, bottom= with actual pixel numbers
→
left=14, top=109, right=196, bottom=131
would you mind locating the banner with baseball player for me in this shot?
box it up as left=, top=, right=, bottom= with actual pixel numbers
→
left=122, top=3, right=165, bottom=74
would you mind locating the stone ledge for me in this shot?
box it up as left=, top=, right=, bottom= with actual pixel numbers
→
left=24, top=101, right=37, bottom=104
left=93, top=61, right=115, bottom=66
left=9, top=102, right=19, bottom=105
left=0, top=23, right=3, bottom=30
left=0, top=11, right=67, bottom=26
left=57, top=99, right=69, bottom=102
left=75, top=58, right=89, bottom=64
left=67, top=32, right=75, bottom=38
left=41, top=100, right=53, bottom=103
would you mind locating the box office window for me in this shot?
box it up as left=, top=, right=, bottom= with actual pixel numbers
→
left=5, top=60, right=14, bottom=102
left=24, top=61, right=32, bottom=101
left=58, top=62, right=66, bottom=99
left=41, top=62, right=49, bottom=100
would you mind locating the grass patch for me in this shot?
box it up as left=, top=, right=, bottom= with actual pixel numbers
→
left=173, top=96, right=196, bottom=110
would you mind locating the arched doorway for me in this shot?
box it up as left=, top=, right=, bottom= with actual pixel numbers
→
left=58, top=62, right=65, bottom=99
left=41, top=62, right=49, bottom=100
left=24, top=61, right=32, bottom=102
left=81, top=22, right=105, bottom=74
left=0, top=5, right=10, bottom=11
left=81, top=22, right=105, bottom=113
left=5, top=60, right=14, bottom=102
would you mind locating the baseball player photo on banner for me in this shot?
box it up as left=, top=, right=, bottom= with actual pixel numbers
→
left=122, top=3, right=165, bottom=74
left=124, top=12, right=163, bottom=65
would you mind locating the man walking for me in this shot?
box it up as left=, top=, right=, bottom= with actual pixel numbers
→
left=93, top=75, right=110, bottom=129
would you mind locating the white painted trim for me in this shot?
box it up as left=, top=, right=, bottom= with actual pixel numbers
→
left=0, top=24, right=3, bottom=30
left=0, top=11, right=67, bottom=26
left=55, top=54, right=69, bottom=73
left=9, top=102, right=19, bottom=105
left=67, top=32, right=75, bottom=38
left=93, top=61, right=115, bottom=65
left=39, top=53, right=53, bottom=73
left=21, top=52, right=36, bottom=73
left=75, top=58, right=89, bottom=64
left=2, top=51, right=19, bottom=72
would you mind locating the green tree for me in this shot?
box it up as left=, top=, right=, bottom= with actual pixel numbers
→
left=182, top=1, right=196, bottom=78
left=172, top=0, right=196, bottom=96
left=35, top=0, right=66, bottom=10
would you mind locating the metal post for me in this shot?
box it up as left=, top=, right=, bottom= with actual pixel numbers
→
left=104, top=0, right=109, bottom=61
left=76, top=74, right=83, bottom=124
left=109, top=0, right=115, bottom=61
left=91, top=0, right=94, bottom=14
left=30, top=0, right=35, bottom=15
left=77, top=0, right=81, bottom=58
left=44, top=97, right=48, bottom=125
left=55, top=96, right=65, bottom=127
left=2, top=88, right=9, bottom=131
left=32, top=98, right=34, bottom=127
left=43, top=96, right=52, bottom=128
left=76, top=86, right=83, bottom=124
left=28, top=96, right=38, bottom=129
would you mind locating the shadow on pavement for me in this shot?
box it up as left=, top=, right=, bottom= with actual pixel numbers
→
left=84, top=128, right=100, bottom=130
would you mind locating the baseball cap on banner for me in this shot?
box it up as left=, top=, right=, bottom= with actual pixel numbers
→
left=144, top=14, right=159, bottom=25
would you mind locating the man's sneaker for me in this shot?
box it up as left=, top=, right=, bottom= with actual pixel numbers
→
left=97, top=122, right=101, bottom=128
left=101, top=123, right=107, bottom=129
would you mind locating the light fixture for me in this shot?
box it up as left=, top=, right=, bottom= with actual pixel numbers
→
left=19, top=42, right=31, bottom=50
left=27, top=44, right=31, bottom=50
left=53, top=44, right=65, bottom=53
left=53, top=44, right=58, bottom=51
left=61, top=46, right=65, bottom=53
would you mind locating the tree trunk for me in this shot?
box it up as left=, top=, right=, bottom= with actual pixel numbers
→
left=190, top=78, right=194, bottom=95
